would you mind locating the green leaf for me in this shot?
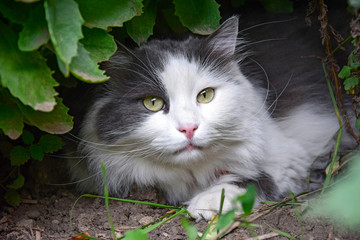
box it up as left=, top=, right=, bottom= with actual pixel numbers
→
left=29, top=145, right=45, bottom=161
left=236, top=184, right=256, bottom=215
left=5, top=189, right=22, bottom=206
left=72, top=27, right=116, bottom=81
left=338, top=65, right=351, bottom=79
left=38, top=134, right=64, bottom=153
left=0, top=0, right=31, bottom=24
left=162, top=7, right=187, bottom=34
left=45, top=0, right=84, bottom=67
left=123, top=229, right=148, bottom=240
left=0, top=90, right=24, bottom=140
left=18, top=4, right=50, bottom=51
left=356, top=118, right=360, bottom=130
left=313, top=152, right=360, bottom=229
left=350, top=62, right=360, bottom=69
left=260, top=0, right=293, bottom=13
left=76, top=0, right=143, bottom=29
left=344, top=76, right=359, bottom=91
left=126, top=0, right=158, bottom=46
left=8, top=174, right=25, bottom=190
left=181, top=218, right=198, bottom=240
left=69, top=42, right=109, bottom=82
left=18, top=97, right=73, bottom=134
left=81, top=27, right=117, bottom=63
left=22, top=130, right=35, bottom=145
left=216, top=209, right=235, bottom=231
left=0, top=22, right=58, bottom=112
left=349, top=0, right=360, bottom=9
left=10, top=146, right=30, bottom=166
left=174, top=0, right=221, bottom=35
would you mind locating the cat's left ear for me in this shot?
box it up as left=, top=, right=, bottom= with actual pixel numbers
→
left=206, top=16, right=239, bottom=57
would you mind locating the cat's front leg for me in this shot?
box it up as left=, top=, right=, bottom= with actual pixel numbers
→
left=186, top=183, right=246, bottom=221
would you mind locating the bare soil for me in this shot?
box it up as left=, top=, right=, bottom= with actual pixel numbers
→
left=1, top=183, right=359, bottom=240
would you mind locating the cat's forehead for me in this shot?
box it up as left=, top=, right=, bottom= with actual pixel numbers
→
left=159, top=55, right=214, bottom=94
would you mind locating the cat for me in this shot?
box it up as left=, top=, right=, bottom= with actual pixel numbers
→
left=69, top=15, right=354, bottom=221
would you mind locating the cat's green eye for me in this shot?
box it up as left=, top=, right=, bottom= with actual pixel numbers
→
left=197, top=88, right=215, bottom=103
left=143, top=96, right=165, bottom=112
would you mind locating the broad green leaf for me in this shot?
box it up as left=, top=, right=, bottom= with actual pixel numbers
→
left=216, top=209, right=235, bottom=231
left=10, top=146, right=30, bottom=166
left=0, top=0, right=31, bottom=24
left=260, top=0, right=293, bottom=13
left=236, top=184, right=256, bottom=215
left=45, top=0, right=84, bottom=67
left=76, top=0, right=143, bottom=29
left=29, top=145, right=44, bottom=161
left=38, top=134, right=64, bottom=153
left=0, top=22, right=58, bottom=112
left=56, top=55, right=69, bottom=77
left=174, top=0, right=221, bottom=35
left=69, top=43, right=109, bottom=82
left=5, top=189, right=22, bottom=206
left=22, top=130, right=35, bottom=145
left=344, top=76, right=359, bottom=91
left=123, top=229, right=148, bottom=240
left=181, top=218, right=198, bottom=240
left=18, top=4, right=50, bottom=51
left=18, top=97, right=73, bottom=134
left=8, top=174, right=25, bottom=190
left=126, top=0, right=158, bottom=46
left=81, top=27, right=117, bottom=63
left=0, top=90, right=24, bottom=140
left=338, top=65, right=351, bottom=79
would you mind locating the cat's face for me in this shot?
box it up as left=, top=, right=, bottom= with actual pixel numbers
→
left=88, top=17, right=261, bottom=165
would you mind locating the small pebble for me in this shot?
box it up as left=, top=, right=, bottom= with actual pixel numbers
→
left=139, top=216, right=154, bottom=225
left=16, top=218, right=34, bottom=228
left=27, top=209, right=41, bottom=219
left=51, top=219, right=60, bottom=225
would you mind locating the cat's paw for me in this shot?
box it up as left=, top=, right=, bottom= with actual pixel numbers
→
left=186, top=183, right=246, bottom=221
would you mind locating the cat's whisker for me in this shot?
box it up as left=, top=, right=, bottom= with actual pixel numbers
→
left=238, top=18, right=296, bottom=33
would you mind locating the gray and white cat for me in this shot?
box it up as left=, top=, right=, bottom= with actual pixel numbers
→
left=70, top=16, right=352, bottom=220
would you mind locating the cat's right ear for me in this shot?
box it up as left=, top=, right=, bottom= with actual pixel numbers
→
left=206, top=16, right=239, bottom=57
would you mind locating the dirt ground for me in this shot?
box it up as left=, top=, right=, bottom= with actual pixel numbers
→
left=1, top=182, right=359, bottom=240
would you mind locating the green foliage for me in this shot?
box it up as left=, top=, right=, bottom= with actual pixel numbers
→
left=260, top=0, right=293, bottom=13
left=1, top=132, right=64, bottom=206
left=313, top=151, right=360, bottom=229
left=349, top=0, right=360, bottom=9
left=236, top=184, right=256, bottom=215
left=123, top=229, right=148, bottom=240
left=174, top=0, right=221, bottom=35
left=181, top=218, right=199, bottom=240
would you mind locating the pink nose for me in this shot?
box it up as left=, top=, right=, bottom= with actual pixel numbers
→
left=179, top=124, right=198, bottom=139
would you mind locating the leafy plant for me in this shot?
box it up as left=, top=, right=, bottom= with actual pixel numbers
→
left=1, top=130, right=63, bottom=206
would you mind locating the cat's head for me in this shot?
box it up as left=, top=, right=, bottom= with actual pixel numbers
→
left=83, top=17, right=263, bottom=165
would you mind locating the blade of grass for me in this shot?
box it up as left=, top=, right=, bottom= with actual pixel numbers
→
left=101, top=163, right=117, bottom=240
left=77, top=194, right=179, bottom=209
left=218, top=188, right=225, bottom=216
left=322, top=62, right=343, bottom=193
left=289, top=192, right=304, bottom=240
left=268, top=227, right=299, bottom=240
left=141, top=208, right=187, bottom=233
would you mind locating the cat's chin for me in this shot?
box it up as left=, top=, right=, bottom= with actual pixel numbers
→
left=175, top=144, right=202, bottom=154
left=172, top=143, right=205, bottom=163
